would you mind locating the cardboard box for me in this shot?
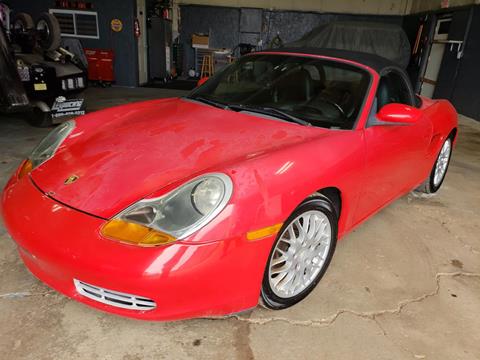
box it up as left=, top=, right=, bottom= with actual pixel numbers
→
left=192, top=34, right=209, bottom=49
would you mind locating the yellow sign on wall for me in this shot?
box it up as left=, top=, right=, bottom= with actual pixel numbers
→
left=111, top=19, right=123, bottom=32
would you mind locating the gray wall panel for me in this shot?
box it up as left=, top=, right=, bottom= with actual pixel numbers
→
left=180, top=5, right=403, bottom=74
left=240, top=8, right=262, bottom=33
left=180, top=5, right=240, bottom=75
left=450, top=6, right=480, bottom=120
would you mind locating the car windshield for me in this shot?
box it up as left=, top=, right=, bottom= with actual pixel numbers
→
left=188, top=54, right=371, bottom=129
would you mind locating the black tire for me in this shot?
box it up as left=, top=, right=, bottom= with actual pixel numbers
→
left=416, top=134, right=454, bottom=194
left=31, top=109, right=53, bottom=127
left=35, top=13, right=61, bottom=51
left=13, top=13, right=34, bottom=32
left=261, top=195, right=338, bottom=309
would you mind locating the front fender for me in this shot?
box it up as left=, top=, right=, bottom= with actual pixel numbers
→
left=185, top=129, right=366, bottom=245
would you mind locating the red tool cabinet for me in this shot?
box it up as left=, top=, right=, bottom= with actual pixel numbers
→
left=85, top=48, right=115, bottom=83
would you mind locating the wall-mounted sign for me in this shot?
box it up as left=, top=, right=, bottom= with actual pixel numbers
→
left=111, top=18, right=123, bottom=32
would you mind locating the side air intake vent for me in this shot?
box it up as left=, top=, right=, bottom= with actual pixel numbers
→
left=74, top=279, right=156, bottom=310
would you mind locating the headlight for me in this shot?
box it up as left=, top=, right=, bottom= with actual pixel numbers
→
left=30, top=120, right=75, bottom=168
left=101, top=173, right=233, bottom=246
left=17, top=120, right=75, bottom=179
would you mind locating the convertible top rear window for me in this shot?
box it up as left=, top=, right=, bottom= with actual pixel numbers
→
left=189, top=54, right=371, bottom=130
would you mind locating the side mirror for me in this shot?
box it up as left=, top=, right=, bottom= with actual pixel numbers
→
left=376, top=103, right=421, bottom=125
left=197, top=77, right=209, bottom=87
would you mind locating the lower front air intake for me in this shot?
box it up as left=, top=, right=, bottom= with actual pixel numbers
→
left=74, top=279, right=156, bottom=311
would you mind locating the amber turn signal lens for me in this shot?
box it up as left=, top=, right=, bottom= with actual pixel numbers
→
left=247, top=223, right=283, bottom=241
left=100, top=219, right=176, bottom=247
left=17, top=159, right=33, bottom=179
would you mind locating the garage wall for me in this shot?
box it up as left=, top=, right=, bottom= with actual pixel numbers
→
left=448, top=5, right=480, bottom=119
left=409, top=0, right=479, bottom=13
left=177, top=0, right=411, bottom=15
left=177, top=0, right=480, bottom=14
left=8, top=0, right=138, bottom=87
left=404, top=4, right=480, bottom=121
left=179, top=5, right=403, bottom=74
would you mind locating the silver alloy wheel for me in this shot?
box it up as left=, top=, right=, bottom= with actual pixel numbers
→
left=433, top=138, right=451, bottom=186
left=268, top=210, right=332, bottom=298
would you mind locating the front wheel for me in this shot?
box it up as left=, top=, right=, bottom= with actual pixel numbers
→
left=416, top=136, right=453, bottom=194
left=261, top=196, right=337, bottom=309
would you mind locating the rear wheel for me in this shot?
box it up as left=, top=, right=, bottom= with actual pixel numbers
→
left=35, top=12, right=61, bottom=51
left=416, top=136, right=453, bottom=194
left=261, top=196, right=337, bottom=309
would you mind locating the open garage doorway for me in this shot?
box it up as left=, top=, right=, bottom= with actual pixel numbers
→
left=420, top=15, right=451, bottom=98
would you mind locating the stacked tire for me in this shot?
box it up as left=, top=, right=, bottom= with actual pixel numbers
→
left=13, top=12, right=61, bottom=51
left=35, top=12, right=61, bottom=51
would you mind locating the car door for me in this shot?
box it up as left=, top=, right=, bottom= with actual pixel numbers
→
left=355, top=69, right=433, bottom=221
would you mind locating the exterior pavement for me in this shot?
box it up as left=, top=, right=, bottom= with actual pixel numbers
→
left=0, top=87, right=479, bottom=360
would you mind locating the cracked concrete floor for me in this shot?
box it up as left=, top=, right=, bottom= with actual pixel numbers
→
left=1, top=87, right=479, bottom=360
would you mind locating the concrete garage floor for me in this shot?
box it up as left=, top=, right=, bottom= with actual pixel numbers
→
left=1, top=87, right=479, bottom=360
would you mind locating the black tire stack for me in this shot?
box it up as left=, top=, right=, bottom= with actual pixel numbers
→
left=35, top=12, right=61, bottom=51
left=13, top=12, right=61, bottom=52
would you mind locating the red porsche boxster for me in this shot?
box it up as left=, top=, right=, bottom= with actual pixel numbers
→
left=1, top=49, right=457, bottom=320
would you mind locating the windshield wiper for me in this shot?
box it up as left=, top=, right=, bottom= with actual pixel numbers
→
left=184, top=95, right=228, bottom=109
left=185, top=97, right=311, bottom=126
left=228, top=104, right=311, bottom=126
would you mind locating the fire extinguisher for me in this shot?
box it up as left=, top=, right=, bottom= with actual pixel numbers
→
left=134, top=18, right=141, bottom=38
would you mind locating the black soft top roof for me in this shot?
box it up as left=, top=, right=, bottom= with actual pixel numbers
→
left=258, top=47, right=399, bottom=73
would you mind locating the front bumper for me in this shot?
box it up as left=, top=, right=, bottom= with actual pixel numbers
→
left=1, top=174, right=272, bottom=320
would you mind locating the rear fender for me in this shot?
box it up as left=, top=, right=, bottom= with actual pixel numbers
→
left=422, top=99, right=458, bottom=158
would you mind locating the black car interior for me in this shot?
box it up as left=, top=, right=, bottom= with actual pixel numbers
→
left=193, top=55, right=371, bottom=129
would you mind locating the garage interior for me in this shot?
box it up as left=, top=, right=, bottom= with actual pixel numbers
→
left=1, top=0, right=479, bottom=359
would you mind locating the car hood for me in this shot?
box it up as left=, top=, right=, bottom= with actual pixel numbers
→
left=31, top=98, right=327, bottom=218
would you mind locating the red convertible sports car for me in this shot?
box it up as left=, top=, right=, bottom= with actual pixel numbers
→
left=1, top=49, right=457, bottom=320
